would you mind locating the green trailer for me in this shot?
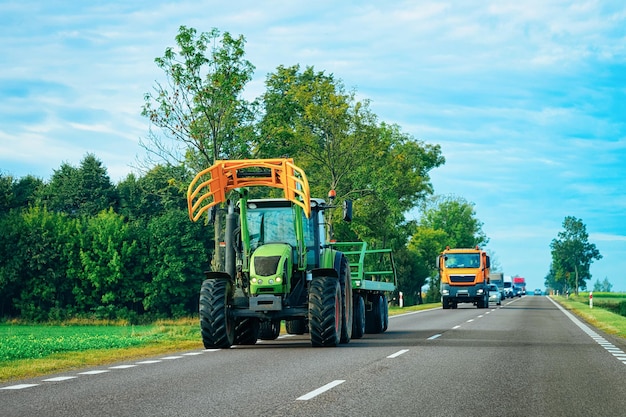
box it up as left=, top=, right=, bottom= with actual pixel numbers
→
left=330, top=242, right=397, bottom=337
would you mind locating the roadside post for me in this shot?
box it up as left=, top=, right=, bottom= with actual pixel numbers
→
left=589, top=291, right=593, bottom=309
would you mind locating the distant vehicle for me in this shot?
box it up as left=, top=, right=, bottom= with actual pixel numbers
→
left=503, top=277, right=514, bottom=298
left=488, top=284, right=502, bottom=306
left=513, top=276, right=526, bottom=295
left=513, top=285, right=523, bottom=297
left=489, top=272, right=506, bottom=301
left=534, top=288, right=543, bottom=296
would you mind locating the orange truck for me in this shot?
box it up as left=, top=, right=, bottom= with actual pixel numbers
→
left=437, top=246, right=491, bottom=309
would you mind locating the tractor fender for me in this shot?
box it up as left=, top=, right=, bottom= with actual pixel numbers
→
left=310, top=268, right=339, bottom=279
left=203, top=271, right=234, bottom=283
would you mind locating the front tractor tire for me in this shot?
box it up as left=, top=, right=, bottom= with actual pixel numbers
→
left=199, top=279, right=235, bottom=349
left=309, top=277, right=342, bottom=347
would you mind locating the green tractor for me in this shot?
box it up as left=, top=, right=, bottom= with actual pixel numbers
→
left=187, top=158, right=354, bottom=348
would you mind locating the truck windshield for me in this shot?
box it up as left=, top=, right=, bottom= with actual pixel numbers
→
left=444, top=253, right=480, bottom=268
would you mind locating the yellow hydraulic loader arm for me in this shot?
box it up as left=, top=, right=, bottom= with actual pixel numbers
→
left=187, top=158, right=311, bottom=222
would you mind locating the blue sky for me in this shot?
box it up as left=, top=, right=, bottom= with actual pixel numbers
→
left=1, top=1, right=625, bottom=292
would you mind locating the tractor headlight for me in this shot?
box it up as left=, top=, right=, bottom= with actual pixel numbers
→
left=275, top=277, right=282, bottom=283
left=477, top=288, right=484, bottom=295
left=442, top=289, right=449, bottom=295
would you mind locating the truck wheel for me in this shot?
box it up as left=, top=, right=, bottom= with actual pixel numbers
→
left=339, top=255, right=353, bottom=344
left=309, top=277, right=342, bottom=347
left=352, top=294, right=365, bottom=339
left=199, top=279, right=235, bottom=349
left=234, top=318, right=259, bottom=345
left=286, top=319, right=306, bottom=335
left=365, top=294, right=383, bottom=334
left=259, top=320, right=281, bottom=340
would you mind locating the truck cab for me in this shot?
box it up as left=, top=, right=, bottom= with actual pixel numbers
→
left=438, top=246, right=491, bottom=309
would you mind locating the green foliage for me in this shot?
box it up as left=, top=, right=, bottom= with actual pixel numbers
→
left=39, top=154, right=118, bottom=217
left=549, top=216, right=602, bottom=295
left=593, top=277, right=613, bottom=292
left=142, top=25, right=256, bottom=169
left=142, top=209, right=212, bottom=317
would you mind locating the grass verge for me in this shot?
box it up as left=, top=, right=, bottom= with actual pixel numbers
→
left=551, top=295, right=626, bottom=339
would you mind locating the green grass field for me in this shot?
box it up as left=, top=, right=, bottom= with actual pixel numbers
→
left=1, top=296, right=624, bottom=383
left=0, top=319, right=202, bottom=383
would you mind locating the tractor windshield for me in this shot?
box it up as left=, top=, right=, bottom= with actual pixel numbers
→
left=247, top=206, right=314, bottom=249
left=444, top=253, right=480, bottom=268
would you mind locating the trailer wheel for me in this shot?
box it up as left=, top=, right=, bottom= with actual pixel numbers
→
left=352, top=294, right=365, bottom=339
left=339, top=255, right=353, bottom=344
left=259, top=320, right=281, bottom=340
left=309, top=277, right=342, bottom=347
left=286, top=319, right=306, bottom=335
left=199, top=279, right=235, bottom=349
left=365, top=294, right=384, bottom=334
left=234, top=318, right=259, bottom=345
left=382, top=294, right=389, bottom=332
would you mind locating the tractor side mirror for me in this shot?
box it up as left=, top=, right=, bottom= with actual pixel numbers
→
left=343, top=200, right=353, bottom=222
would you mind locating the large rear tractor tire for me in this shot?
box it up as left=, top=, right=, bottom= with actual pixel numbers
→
left=352, top=294, right=365, bottom=339
left=309, top=277, right=342, bottom=347
left=339, top=255, right=353, bottom=344
left=199, top=279, right=235, bottom=349
left=259, top=320, right=281, bottom=340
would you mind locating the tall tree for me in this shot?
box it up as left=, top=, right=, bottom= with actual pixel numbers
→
left=142, top=25, right=256, bottom=271
left=410, top=195, right=489, bottom=301
left=142, top=25, right=256, bottom=169
left=258, top=65, right=444, bottom=246
left=550, top=216, right=602, bottom=295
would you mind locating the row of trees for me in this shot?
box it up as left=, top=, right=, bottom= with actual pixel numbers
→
left=0, top=158, right=212, bottom=321
left=0, top=26, right=490, bottom=321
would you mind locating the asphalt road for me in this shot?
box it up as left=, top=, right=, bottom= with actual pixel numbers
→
left=2, top=296, right=625, bottom=417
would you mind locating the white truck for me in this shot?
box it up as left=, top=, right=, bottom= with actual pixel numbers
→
left=503, top=275, right=513, bottom=298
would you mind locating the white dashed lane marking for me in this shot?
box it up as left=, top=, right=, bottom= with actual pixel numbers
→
left=296, top=380, right=345, bottom=401
left=387, top=349, right=409, bottom=358
left=42, top=376, right=77, bottom=382
left=1, top=349, right=217, bottom=391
